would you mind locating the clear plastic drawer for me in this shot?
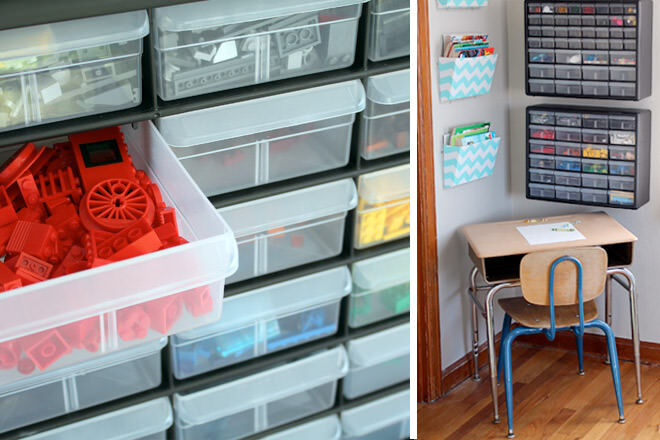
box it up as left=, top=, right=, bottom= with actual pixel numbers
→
left=341, top=389, right=409, bottom=440
left=368, top=0, right=410, bottom=61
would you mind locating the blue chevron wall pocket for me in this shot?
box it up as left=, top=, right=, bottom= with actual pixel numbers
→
left=438, top=0, right=488, bottom=7
left=439, top=54, right=498, bottom=102
left=443, top=135, right=501, bottom=188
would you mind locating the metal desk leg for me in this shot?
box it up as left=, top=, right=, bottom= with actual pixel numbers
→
left=470, top=267, right=481, bottom=381
left=486, top=283, right=513, bottom=424
left=605, top=275, right=612, bottom=365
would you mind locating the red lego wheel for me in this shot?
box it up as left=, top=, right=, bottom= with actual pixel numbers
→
left=0, top=143, right=45, bottom=187
left=80, top=179, right=155, bottom=232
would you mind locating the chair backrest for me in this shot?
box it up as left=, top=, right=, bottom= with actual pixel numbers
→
left=520, top=247, right=608, bottom=306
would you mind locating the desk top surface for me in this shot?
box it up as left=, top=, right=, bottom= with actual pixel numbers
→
left=461, top=212, right=637, bottom=259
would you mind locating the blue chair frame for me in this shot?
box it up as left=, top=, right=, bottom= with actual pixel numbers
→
left=496, top=256, right=625, bottom=438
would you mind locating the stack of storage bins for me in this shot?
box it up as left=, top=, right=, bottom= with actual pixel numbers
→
left=0, top=0, right=409, bottom=438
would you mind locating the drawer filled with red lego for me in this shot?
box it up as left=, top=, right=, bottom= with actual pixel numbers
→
left=0, top=121, right=237, bottom=385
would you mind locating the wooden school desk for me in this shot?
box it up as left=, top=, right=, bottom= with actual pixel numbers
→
left=461, top=212, right=642, bottom=424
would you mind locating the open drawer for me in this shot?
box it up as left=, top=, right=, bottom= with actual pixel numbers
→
left=0, top=338, right=166, bottom=434
left=0, top=121, right=237, bottom=387
left=341, top=389, right=410, bottom=440
left=174, top=346, right=349, bottom=440
left=158, top=80, right=364, bottom=196
left=343, top=323, right=410, bottom=399
left=349, top=248, right=410, bottom=328
left=170, top=266, right=351, bottom=379
left=220, top=179, right=357, bottom=283
left=20, top=397, right=173, bottom=440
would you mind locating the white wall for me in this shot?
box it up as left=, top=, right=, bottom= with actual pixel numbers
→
left=433, top=0, right=660, bottom=371
left=430, top=1, right=514, bottom=369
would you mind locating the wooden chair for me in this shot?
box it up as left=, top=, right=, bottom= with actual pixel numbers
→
left=495, top=247, right=624, bottom=438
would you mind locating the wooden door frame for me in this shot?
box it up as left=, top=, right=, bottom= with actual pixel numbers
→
left=417, top=0, right=443, bottom=403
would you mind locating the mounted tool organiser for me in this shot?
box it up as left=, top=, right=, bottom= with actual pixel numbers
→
left=526, top=104, right=651, bottom=208
left=525, top=0, right=652, bottom=100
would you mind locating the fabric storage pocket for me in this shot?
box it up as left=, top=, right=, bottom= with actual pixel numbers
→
left=170, top=267, right=351, bottom=379
left=341, top=390, right=409, bottom=440
left=529, top=169, right=555, bottom=184
left=581, top=173, right=608, bottom=189
left=610, top=67, right=636, bottom=82
left=529, top=154, right=555, bottom=169
left=361, top=70, right=410, bottom=160
left=343, top=323, right=410, bottom=399
left=219, top=179, right=357, bottom=284
left=555, top=65, right=581, bottom=80
left=158, top=80, right=364, bottom=196
left=582, top=144, right=608, bottom=159
left=583, top=114, right=609, bottom=129
left=555, top=49, right=581, bottom=64
left=439, top=54, right=499, bottom=102
left=555, top=171, right=581, bottom=186
left=529, top=79, right=555, bottom=93
left=609, top=146, right=635, bottom=161
left=528, top=49, right=554, bottom=63
left=0, top=339, right=166, bottom=434
left=444, top=135, right=501, bottom=186
left=609, top=191, right=635, bottom=206
left=555, top=126, right=581, bottom=142
left=581, top=81, right=608, bottom=96
left=173, top=346, right=349, bottom=440
left=609, top=115, right=636, bottom=130
left=609, top=160, right=635, bottom=176
left=610, top=82, right=636, bottom=97
left=609, top=131, right=635, bottom=145
left=17, top=398, right=173, bottom=440
left=582, top=51, right=608, bottom=65
left=582, top=129, right=608, bottom=144
left=555, top=142, right=581, bottom=156
left=555, top=186, right=581, bottom=201
left=581, top=188, right=608, bottom=204
left=529, top=64, right=555, bottom=78
left=349, top=248, right=410, bottom=328
left=582, top=66, right=609, bottom=81
left=609, top=176, right=635, bottom=191
left=528, top=183, right=555, bottom=199
left=529, top=111, right=555, bottom=125
left=556, top=80, right=581, bottom=95
left=582, top=158, right=608, bottom=174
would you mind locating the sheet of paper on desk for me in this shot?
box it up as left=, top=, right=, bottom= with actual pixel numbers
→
left=516, top=222, right=586, bottom=246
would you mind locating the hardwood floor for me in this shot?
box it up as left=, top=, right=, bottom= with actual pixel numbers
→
left=418, top=345, right=660, bottom=439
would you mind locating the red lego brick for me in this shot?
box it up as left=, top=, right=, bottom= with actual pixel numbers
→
left=17, top=206, right=46, bottom=223
left=181, top=285, right=214, bottom=317
left=0, top=261, right=21, bottom=292
left=17, top=357, right=35, bottom=375
left=0, top=341, right=21, bottom=369
left=59, top=317, right=100, bottom=352
left=0, top=185, right=17, bottom=228
left=0, top=143, right=46, bottom=188
left=13, top=253, right=53, bottom=284
left=7, top=221, right=59, bottom=264
left=52, top=245, right=87, bottom=278
left=79, top=179, right=155, bottom=232
left=156, top=206, right=178, bottom=230
left=135, top=169, right=153, bottom=189
left=69, top=126, right=136, bottom=192
left=143, top=295, right=183, bottom=334
left=96, top=219, right=162, bottom=262
left=16, top=174, right=45, bottom=215
left=160, top=234, right=188, bottom=251
left=46, top=202, right=86, bottom=256
left=45, top=142, right=76, bottom=174
left=154, top=222, right=178, bottom=243
left=27, top=146, right=56, bottom=176
left=83, top=230, right=114, bottom=268
left=36, top=167, right=82, bottom=205
left=20, top=329, right=71, bottom=370
left=117, top=306, right=151, bottom=341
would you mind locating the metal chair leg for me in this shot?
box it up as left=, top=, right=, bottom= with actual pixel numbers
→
left=498, top=314, right=512, bottom=384
left=572, top=327, right=584, bottom=375
left=589, top=319, right=625, bottom=423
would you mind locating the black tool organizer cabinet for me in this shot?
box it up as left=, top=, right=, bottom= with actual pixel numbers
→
left=524, top=0, right=652, bottom=100
left=0, top=1, right=410, bottom=439
left=526, top=104, right=650, bottom=209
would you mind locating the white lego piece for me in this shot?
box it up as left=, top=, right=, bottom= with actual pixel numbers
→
left=41, top=82, right=62, bottom=104
left=287, top=51, right=303, bottom=70
left=165, top=63, right=181, bottom=82
left=194, top=44, right=217, bottom=62
left=51, top=69, right=71, bottom=85
left=213, top=41, right=238, bottom=63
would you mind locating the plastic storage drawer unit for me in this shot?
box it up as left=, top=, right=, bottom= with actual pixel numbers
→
left=361, top=69, right=410, bottom=160
left=158, top=80, right=364, bottom=196
left=0, top=11, right=148, bottom=133
left=174, top=346, right=349, bottom=440
left=367, top=0, right=410, bottom=62
left=343, top=323, right=409, bottom=399
left=349, top=248, right=410, bottom=328
left=219, top=179, right=357, bottom=284
left=170, top=266, right=351, bottom=379
left=341, top=389, right=410, bottom=440
left=0, top=121, right=237, bottom=387
left=262, top=415, right=341, bottom=440
left=19, top=397, right=173, bottom=440
left=355, top=164, right=410, bottom=249
left=153, top=0, right=367, bottom=100
left=0, top=338, right=166, bottom=434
